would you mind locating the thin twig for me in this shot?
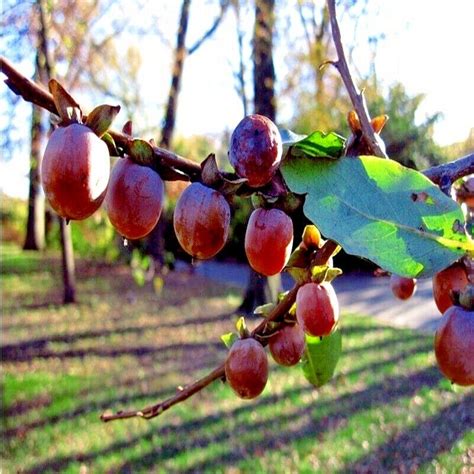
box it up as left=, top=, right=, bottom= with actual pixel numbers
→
left=100, top=238, right=339, bottom=422
left=101, top=364, right=226, bottom=421
left=423, top=152, right=474, bottom=187
left=326, top=0, right=388, bottom=159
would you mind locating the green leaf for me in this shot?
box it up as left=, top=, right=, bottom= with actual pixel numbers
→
left=235, top=316, right=249, bottom=338
left=85, top=104, right=121, bottom=137
left=129, top=139, right=155, bottom=166
left=221, top=332, right=238, bottom=349
left=302, top=329, right=342, bottom=388
left=279, top=128, right=307, bottom=147
left=291, top=131, right=345, bottom=159
left=101, top=132, right=118, bottom=156
left=282, top=155, right=474, bottom=278
left=254, top=303, right=276, bottom=317
left=132, top=269, right=145, bottom=287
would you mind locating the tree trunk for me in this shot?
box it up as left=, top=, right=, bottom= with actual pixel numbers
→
left=145, top=0, right=191, bottom=273
left=160, top=0, right=191, bottom=149
left=59, top=218, right=76, bottom=303
left=37, top=0, right=77, bottom=303
left=23, top=101, right=45, bottom=250
left=253, top=0, right=276, bottom=121
left=240, top=0, right=281, bottom=313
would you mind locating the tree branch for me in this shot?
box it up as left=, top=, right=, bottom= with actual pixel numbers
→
left=101, top=239, right=339, bottom=422
left=326, top=0, right=387, bottom=158
left=187, top=0, right=230, bottom=55
left=3, top=54, right=473, bottom=187
left=3, top=54, right=473, bottom=423
left=423, top=152, right=474, bottom=187
left=0, top=55, right=202, bottom=181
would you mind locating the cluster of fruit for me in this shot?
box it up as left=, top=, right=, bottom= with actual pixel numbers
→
left=41, top=114, right=293, bottom=270
left=40, top=102, right=472, bottom=397
left=173, top=114, right=294, bottom=277
left=40, top=112, right=342, bottom=399
left=390, top=261, right=473, bottom=386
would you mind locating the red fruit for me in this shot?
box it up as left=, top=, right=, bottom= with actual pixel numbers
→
left=390, top=275, right=417, bottom=300
left=269, top=324, right=306, bottom=366
left=434, top=305, right=474, bottom=386
left=225, top=338, right=268, bottom=399
left=432, top=262, right=469, bottom=314
left=105, top=158, right=164, bottom=239
left=229, top=114, right=282, bottom=187
left=296, top=282, right=339, bottom=337
left=245, top=208, right=293, bottom=276
left=173, top=182, right=230, bottom=259
left=41, top=123, right=110, bottom=220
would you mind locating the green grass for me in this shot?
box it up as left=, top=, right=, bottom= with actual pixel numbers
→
left=1, top=243, right=473, bottom=473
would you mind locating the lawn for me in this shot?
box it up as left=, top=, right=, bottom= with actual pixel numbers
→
left=1, top=243, right=473, bottom=473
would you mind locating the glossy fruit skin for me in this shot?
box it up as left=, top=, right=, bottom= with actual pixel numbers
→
left=390, top=275, right=417, bottom=300
left=173, top=182, right=230, bottom=259
left=229, top=114, right=282, bottom=187
left=41, top=123, right=110, bottom=220
left=245, top=208, right=293, bottom=276
left=432, top=262, right=469, bottom=314
left=269, top=324, right=306, bottom=366
left=434, top=305, right=474, bottom=386
left=225, top=338, right=268, bottom=399
left=105, top=158, right=164, bottom=240
left=296, top=282, right=339, bottom=337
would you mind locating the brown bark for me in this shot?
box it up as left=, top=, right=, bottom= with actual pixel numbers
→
left=160, top=0, right=191, bottom=149
left=253, top=0, right=276, bottom=121
left=37, top=0, right=77, bottom=303
left=23, top=100, right=45, bottom=250
left=59, top=218, right=76, bottom=303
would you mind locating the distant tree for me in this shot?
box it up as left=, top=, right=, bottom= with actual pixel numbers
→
left=2, top=0, right=148, bottom=252
left=284, top=0, right=355, bottom=133
left=2, top=0, right=148, bottom=301
left=147, top=0, right=230, bottom=268
left=365, top=81, right=445, bottom=169
left=443, top=128, right=474, bottom=162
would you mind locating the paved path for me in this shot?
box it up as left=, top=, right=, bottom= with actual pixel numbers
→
left=188, top=260, right=442, bottom=334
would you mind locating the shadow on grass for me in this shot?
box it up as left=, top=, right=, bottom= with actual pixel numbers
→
left=22, top=365, right=452, bottom=473
left=1, top=312, right=235, bottom=354
left=1, top=321, right=425, bottom=364
left=3, top=338, right=433, bottom=445
left=3, top=385, right=176, bottom=441
left=344, top=394, right=474, bottom=472
left=1, top=340, right=226, bottom=362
